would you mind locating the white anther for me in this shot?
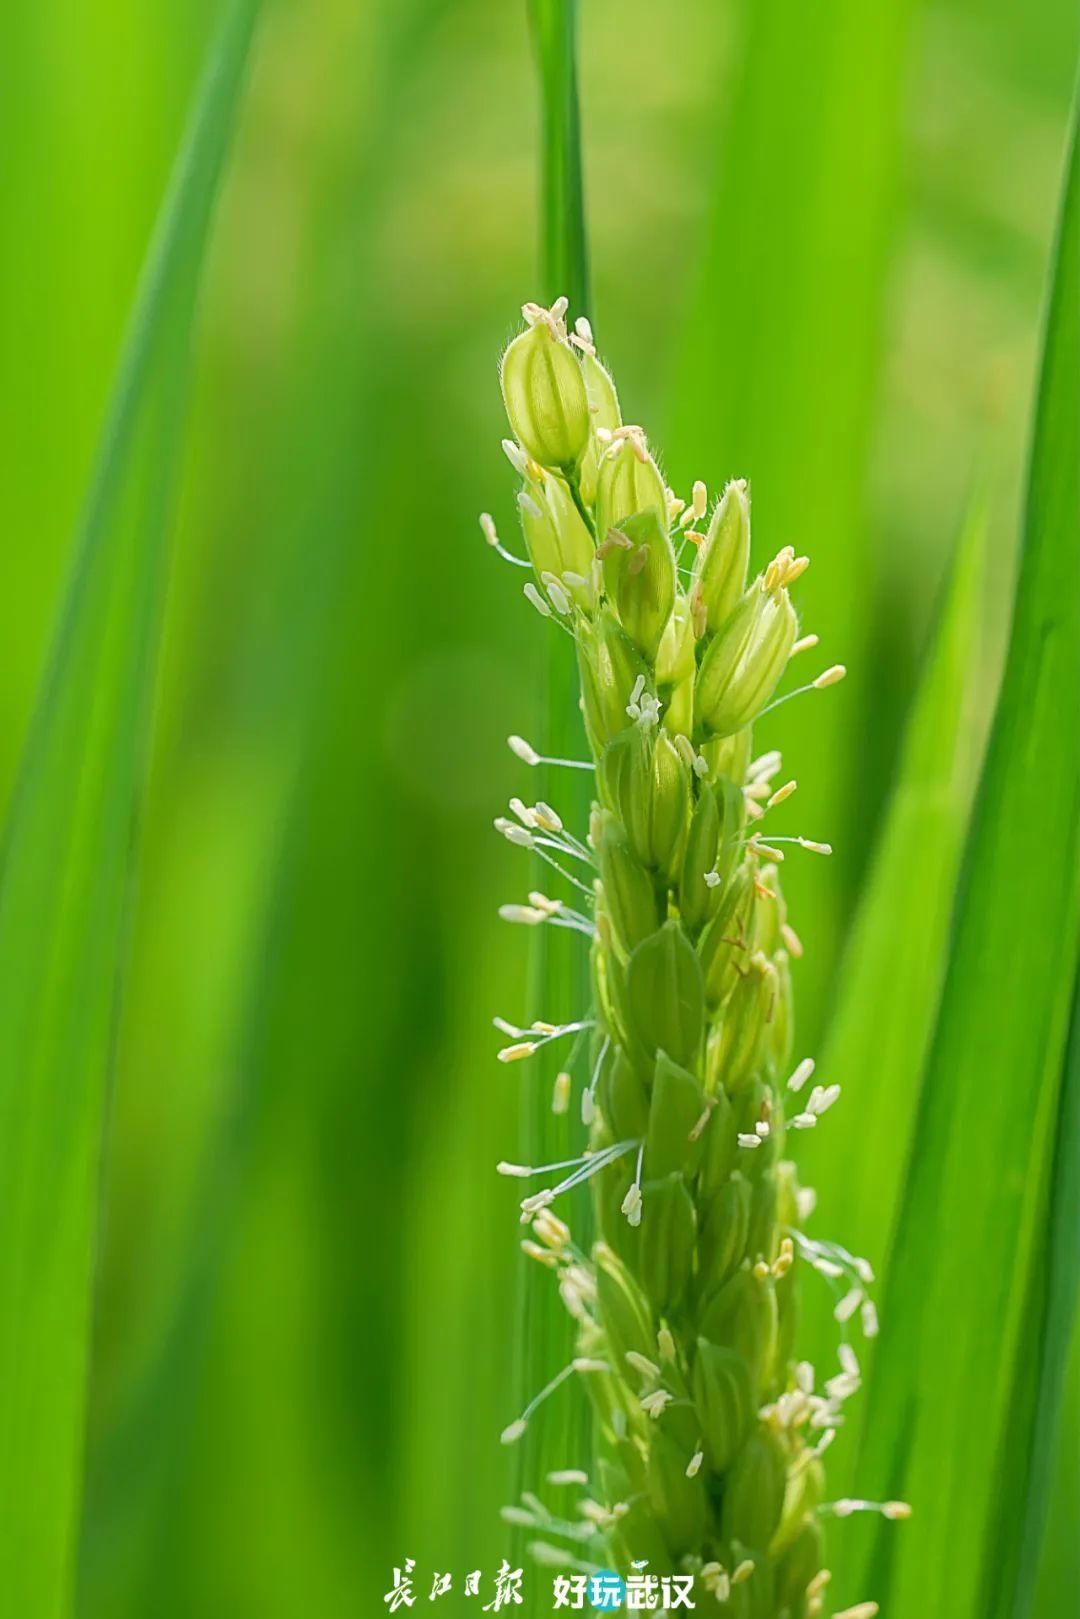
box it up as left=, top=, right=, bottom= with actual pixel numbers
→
left=499, top=904, right=547, bottom=925
left=502, top=439, right=529, bottom=476
left=787, top=1057, right=815, bottom=1092
left=834, top=1288, right=864, bottom=1324
left=524, top=582, right=552, bottom=618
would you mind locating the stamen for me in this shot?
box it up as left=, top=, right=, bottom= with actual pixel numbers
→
left=788, top=1056, right=816, bottom=1092
left=625, top=1350, right=660, bottom=1380
left=582, top=1035, right=610, bottom=1127
left=507, top=734, right=594, bottom=771
left=807, top=1083, right=841, bottom=1115
left=747, top=749, right=783, bottom=782
left=508, top=734, right=541, bottom=765
left=748, top=840, right=786, bottom=862
left=834, top=1288, right=864, bottom=1324
left=521, top=1138, right=639, bottom=1220
left=759, top=668, right=845, bottom=717
left=524, top=581, right=552, bottom=618
left=622, top=1140, right=645, bottom=1226
left=495, top=816, right=534, bottom=849
left=501, top=1359, right=578, bottom=1443
left=502, top=438, right=529, bottom=476
left=480, top=510, right=531, bottom=568
left=499, top=903, right=547, bottom=925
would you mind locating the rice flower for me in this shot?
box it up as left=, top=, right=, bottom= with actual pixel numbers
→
left=486, top=300, right=904, bottom=1611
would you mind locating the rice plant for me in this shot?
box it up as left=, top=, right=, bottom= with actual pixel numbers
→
left=1, top=3, right=1077, bottom=1618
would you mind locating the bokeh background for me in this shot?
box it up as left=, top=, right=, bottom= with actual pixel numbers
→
left=3, top=0, right=1078, bottom=1614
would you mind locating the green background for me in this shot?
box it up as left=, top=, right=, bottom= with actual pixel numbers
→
left=2, top=1, right=1077, bottom=1614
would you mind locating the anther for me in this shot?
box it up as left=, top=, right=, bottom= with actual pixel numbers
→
left=524, top=582, right=552, bottom=618
left=788, top=1057, right=815, bottom=1092
left=768, top=779, right=798, bottom=807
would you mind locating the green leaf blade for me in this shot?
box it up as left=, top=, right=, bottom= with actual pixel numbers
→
left=799, top=497, right=996, bottom=1398
left=848, top=91, right=1080, bottom=1619
left=0, top=4, right=260, bottom=1612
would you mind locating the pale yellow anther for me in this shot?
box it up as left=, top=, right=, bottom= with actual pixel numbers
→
left=521, top=1240, right=559, bottom=1268
left=768, top=779, right=798, bottom=807
left=750, top=840, right=786, bottom=862
left=798, top=838, right=833, bottom=856
left=498, top=1042, right=537, bottom=1063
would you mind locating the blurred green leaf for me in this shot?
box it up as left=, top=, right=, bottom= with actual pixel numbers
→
left=800, top=497, right=995, bottom=1397
left=0, top=3, right=259, bottom=1612
left=849, top=91, right=1080, bottom=1619
left=1031, top=1317, right=1080, bottom=1613
left=997, top=956, right=1080, bottom=1619
left=667, top=0, right=918, bottom=1038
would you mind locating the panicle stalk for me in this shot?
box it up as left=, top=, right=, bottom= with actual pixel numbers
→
left=483, top=300, right=907, bottom=1616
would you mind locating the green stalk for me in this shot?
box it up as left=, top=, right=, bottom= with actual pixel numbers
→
left=512, top=0, right=595, bottom=1537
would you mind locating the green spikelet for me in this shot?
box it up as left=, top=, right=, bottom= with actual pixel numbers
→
left=488, top=300, right=905, bottom=1615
